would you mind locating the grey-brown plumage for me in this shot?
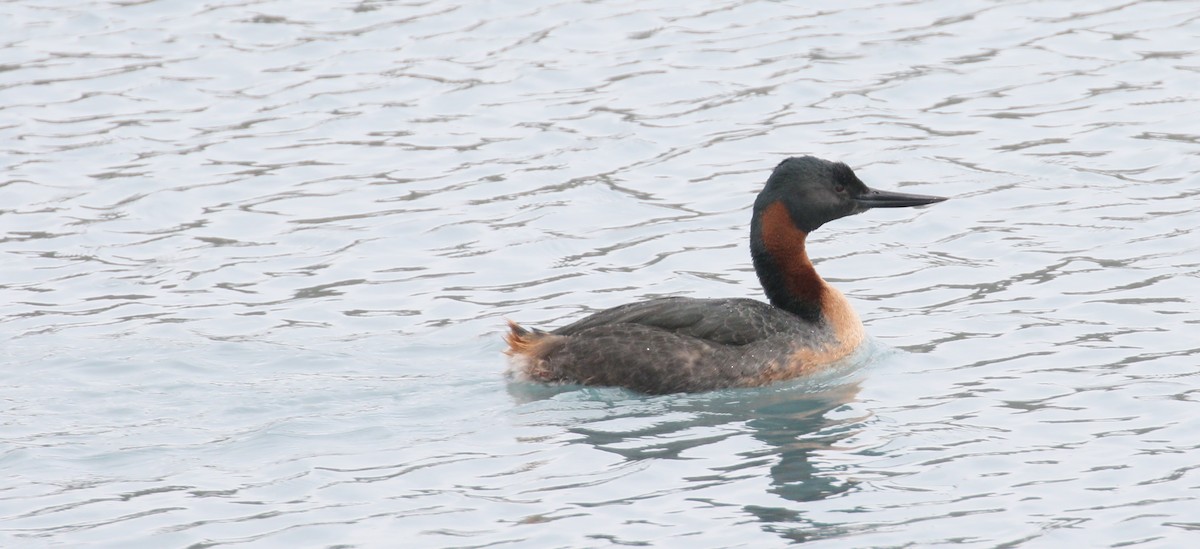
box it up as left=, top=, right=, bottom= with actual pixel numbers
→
left=505, top=156, right=946, bottom=394
left=508, top=297, right=833, bottom=393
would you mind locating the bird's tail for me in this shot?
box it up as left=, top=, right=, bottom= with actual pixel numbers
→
left=502, top=320, right=561, bottom=382
left=503, top=319, right=538, bottom=356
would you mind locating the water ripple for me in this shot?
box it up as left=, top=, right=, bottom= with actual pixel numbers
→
left=3, top=0, right=1200, bottom=546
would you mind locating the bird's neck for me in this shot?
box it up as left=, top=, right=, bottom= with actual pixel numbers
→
left=751, top=201, right=827, bottom=322
left=751, top=201, right=865, bottom=347
left=748, top=198, right=864, bottom=362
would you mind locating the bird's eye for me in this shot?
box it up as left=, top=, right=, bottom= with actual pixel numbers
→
left=834, top=185, right=846, bottom=193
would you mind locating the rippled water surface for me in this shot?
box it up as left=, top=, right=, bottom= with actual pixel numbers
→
left=3, top=0, right=1199, bottom=547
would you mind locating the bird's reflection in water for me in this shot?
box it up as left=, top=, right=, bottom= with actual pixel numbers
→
left=734, top=381, right=864, bottom=543
left=508, top=354, right=876, bottom=542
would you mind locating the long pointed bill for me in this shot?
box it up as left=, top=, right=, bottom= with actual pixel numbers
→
left=854, top=187, right=947, bottom=209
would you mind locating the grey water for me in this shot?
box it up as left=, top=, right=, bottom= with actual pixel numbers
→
left=2, top=0, right=1199, bottom=547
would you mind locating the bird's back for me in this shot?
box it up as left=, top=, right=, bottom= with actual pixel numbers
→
left=506, top=296, right=856, bottom=394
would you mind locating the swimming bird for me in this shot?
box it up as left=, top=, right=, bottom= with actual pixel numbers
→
left=504, top=156, right=946, bottom=394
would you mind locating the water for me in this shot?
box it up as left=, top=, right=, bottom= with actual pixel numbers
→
left=2, top=0, right=1199, bottom=546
